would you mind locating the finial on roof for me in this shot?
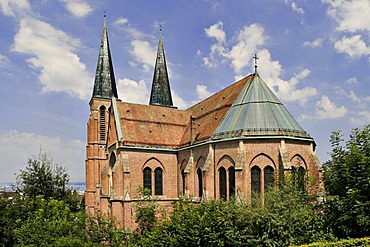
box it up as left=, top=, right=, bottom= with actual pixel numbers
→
left=253, top=53, right=259, bottom=75
left=160, top=24, right=162, bottom=32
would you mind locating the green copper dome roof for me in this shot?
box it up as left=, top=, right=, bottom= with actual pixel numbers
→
left=213, top=74, right=310, bottom=139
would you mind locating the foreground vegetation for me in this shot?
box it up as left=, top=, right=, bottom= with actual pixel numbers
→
left=0, top=125, right=369, bottom=246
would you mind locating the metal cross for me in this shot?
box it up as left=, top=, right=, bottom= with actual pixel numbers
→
left=253, top=53, right=258, bottom=74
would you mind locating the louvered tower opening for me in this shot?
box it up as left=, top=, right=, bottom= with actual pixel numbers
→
left=99, top=106, right=106, bottom=141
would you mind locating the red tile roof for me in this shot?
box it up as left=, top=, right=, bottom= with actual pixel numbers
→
left=117, top=102, right=189, bottom=148
left=115, top=76, right=250, bottom=148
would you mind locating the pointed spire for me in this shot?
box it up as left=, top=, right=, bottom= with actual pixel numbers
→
left=149, top=28, right=173, bottom=107
left=92, top=14, right=118, bottom=99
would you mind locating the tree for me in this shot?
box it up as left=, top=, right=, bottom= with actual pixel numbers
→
left=13, top=196, right=88, bottom=247
left=14, top=151, right=80, bottom=211
left=323, top=125, right=370, bottom=238
left=131, top=183, right=331, bottom=246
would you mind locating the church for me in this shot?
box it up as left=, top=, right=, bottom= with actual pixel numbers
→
left=85, top=20, right=323, bottom=229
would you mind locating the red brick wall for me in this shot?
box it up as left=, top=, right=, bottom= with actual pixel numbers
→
left=86, top=100, right=322, bottom=230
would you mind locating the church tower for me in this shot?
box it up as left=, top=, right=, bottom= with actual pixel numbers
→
left=85, top=16, right=118, bottom=216
left=149, top=31, right=173, bottom=107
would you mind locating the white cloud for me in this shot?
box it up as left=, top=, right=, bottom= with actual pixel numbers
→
left=196, top=84, right=213, bottom=100
left=114, top=17, right=128, bottom=25
left=335, top=87, right=368, bottom=107
left=130, top=40, right=156, bottom=72
left=284, top=0, right=304, bottom=15
left=203, top=22, right=266, bottom=73
left=11, top=17, right=92, bottom=99
left=226, top=24, right=266, bottom=74
left=204, top=21, right=226, bottom=43
left=303, top=38, right=324, bottom=48
left=322, top=0, right=370, bottom=58
left=257, top=49, right=317, bottom=105
left=334, top=35, right=370, bottom=58
left=0, top=0, right=31, bottom=17
left=203, top=21, right=227, bottom=68
left=0, top=53, right=10, bottom=67
left=301, top=95, right=348, bottom=120
left=203, top=23, right=317, bottom=105
left=350, top=111, right=370, bottom=125
left=61, top=0, right=93, bottom=18
left=291, top=2, right=304, bottom=15
left=322, top=0, right=370, bottom=32
left=345, top=77, right=358, bottom=84
left=0, top=130, right=85, bottom=182
left=171, top=90, right=190, bottom=109
left=117, top=78, right=149, bottom=105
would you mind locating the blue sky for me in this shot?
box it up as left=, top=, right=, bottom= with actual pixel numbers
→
left=1, top=0, right=369, bottom=182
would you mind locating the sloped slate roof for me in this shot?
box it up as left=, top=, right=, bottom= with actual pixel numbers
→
left=149, top=35, right=173, bottom=107
left=92, top=18, right=118, bottom=99
left=213, top=74, right=310, bottom=139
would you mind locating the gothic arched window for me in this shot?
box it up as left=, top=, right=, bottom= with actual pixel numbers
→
left=291, top=166, right=297, bottom=187
left=251, top=166, right=261, bottom=193
left=219, top=167, right=227, bottom=199
left=229, top=166, right=235, bottom=198
left=143, top=167, right=152, bottom=193
left=264, top=166, right=274, bottom=190
left=109, top=153, right=116, bottom=194
left=109, top=152, right=116, bottom=167
left=298, top=167, right=305, bottom=191
left=99, top=106, right=106, bottom=141
left=181, top=169, right=186, bottom=196
left=197, top=168, right=203, bottom=197
left=154, top=168, right=163, bottom=195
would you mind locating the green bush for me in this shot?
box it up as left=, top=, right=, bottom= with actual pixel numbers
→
left=291, top=237, right=370, bottom=247
left=130, top=183, right=333, bottom=246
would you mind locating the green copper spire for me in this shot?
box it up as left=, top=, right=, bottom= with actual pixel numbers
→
left=92, top=15, right=118, bottom=99
left=149, top=30, right=173, bottom=107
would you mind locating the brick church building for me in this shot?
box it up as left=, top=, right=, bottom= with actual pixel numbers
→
left=85, top=20, right=323, bottom=229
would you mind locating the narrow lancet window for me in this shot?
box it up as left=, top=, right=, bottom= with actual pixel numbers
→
left=197, top=168, right=203, bottom=197
left=143, top=167, right=152, bottom=193
left=219, top=167, right=227, bottom=199
left=181, top=169, right=186, bottom=196
left=264, top=166, right=274, bottom=190
left=229, top=166, right=235, bottom=198
left=251, top=166, right=261, bottom=193
left=154, top=168, right=163, bottom=195
left=109, top=153, right=116, bottom=194
left=298, top=167, right=305, bottom=191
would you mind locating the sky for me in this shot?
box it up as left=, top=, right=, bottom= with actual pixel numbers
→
left=0, top=0, right=369, bottom=183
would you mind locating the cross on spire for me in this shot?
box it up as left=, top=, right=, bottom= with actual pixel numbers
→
left=253, top=53, right=258, bottom=75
